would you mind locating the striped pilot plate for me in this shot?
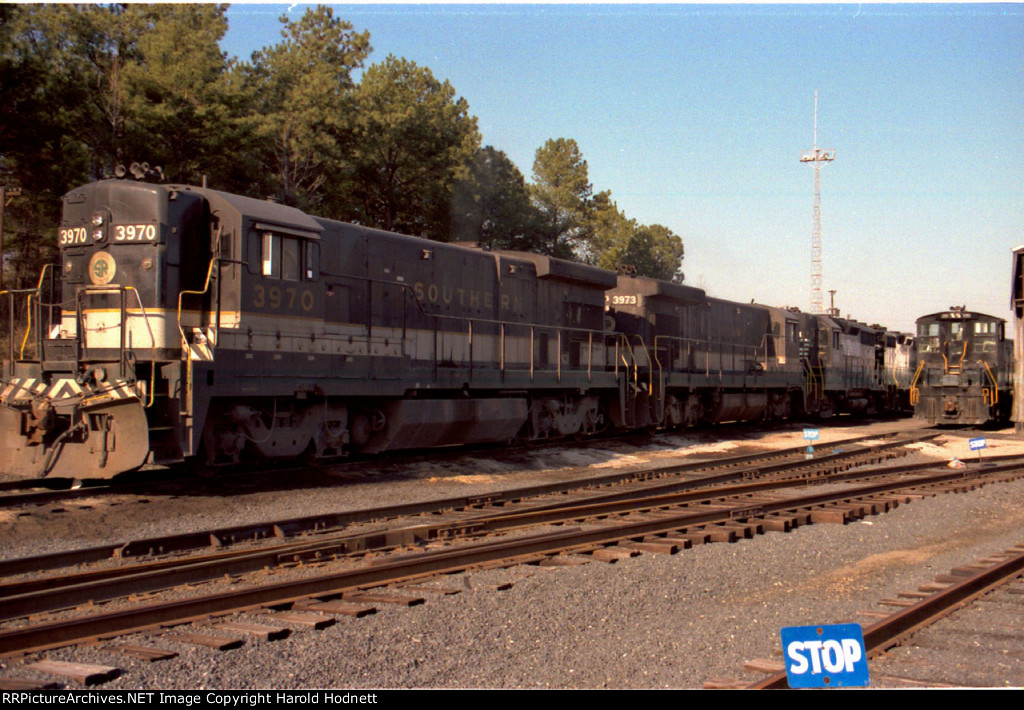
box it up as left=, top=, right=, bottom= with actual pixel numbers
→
left=0, top=377, right=142, bottom=405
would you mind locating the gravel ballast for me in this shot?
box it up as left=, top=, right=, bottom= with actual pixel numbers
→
left=3, top=420, right=1023, bottom=689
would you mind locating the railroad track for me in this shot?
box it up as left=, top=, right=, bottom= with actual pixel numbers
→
left=0, top=426, right=671, bottom=510
left=2, top=431, right=1022, bottom=672
left=866, top=547, right=1024, bottom=688
left=0, top=429, right=927, bottom=573
left=730, top=543, right=1024, bottom=689
left=0, top=423, right=928, bottom=511
left=0, top=430, right=928, bottom=586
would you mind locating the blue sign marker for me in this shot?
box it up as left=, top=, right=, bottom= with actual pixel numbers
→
left=969, top=437, right=987, bottom=451
left=781, top=623, right=870, bottom=688
left=803, top=428, right=820, bottom=440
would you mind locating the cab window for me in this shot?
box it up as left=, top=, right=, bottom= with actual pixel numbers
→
left=260, top=232, right=317, bottom=282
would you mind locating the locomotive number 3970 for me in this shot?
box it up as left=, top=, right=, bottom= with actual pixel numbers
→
left=252, top=284, right=316, bottom=312
left=59, top=224, right=157, bottom=245
left=113, top=224, right=157, bottom=241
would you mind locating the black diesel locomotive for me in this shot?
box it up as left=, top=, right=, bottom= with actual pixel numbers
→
left=0, top=179, right=915, bottom=479
left=911, top=307, right=1013, bottom=425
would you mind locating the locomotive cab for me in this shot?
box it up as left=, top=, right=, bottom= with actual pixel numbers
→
left=59, top=181, right=213, bottom=362
left=0, top=180, right=221, bottom=477
left=912, top=308, right=1013, bottom=424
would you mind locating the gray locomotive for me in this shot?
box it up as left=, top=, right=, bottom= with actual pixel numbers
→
left=911, top=307, right=1013, bottom=425
left=0, top=178, right=914, bottom=479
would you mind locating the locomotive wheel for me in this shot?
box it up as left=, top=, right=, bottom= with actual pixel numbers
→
left=190, top=458, right=222, bottom=479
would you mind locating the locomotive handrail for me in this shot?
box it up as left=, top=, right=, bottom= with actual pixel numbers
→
left=982, top=360, right=1000, bottom=405
left=0, top=178, right=944, bottom=478
left=77, top=285, right=158, bottom=407
left=840, top=355, right=862, bottom=389
left=126, top=287, right=158, bottom=408
left=804, top=362, right=824, bottom=401
left=890, top=362, right=903, bottom=386
left=331, top=272, right=609, bottom=345
left=176, top=227, right=223, bottom=423
left=0, top=265, right=60, bottom=371
left=176, top=223, right=223, bottom=352
left=609, top=334, right=641, bottom=427
left=631, top=334, right=653, bottom=395
left=319, top=271, right=608, bottom=384
left=18, top=292, right=34, bottom=361
left=651, top=337, right=666, bottom=415
left=1, top=287, right=36, bottom=375
left=614, top=333, right=635, bottom=376
left=8, top=264, right=58, bottom=362
left=651, top=333, right=767, bottom=380
left=908, top=361, right=924, bottom=405
left=941, top=340, right=969, bottom=375
left=888, top=365, right=912, bottom=388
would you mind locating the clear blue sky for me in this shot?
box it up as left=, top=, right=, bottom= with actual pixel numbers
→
left=221, top=3, right=1024, bottom=334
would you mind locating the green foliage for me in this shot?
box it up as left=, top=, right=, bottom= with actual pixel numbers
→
left=350, top=55, right=480, bottom=239
left=608, top=223, right=685, bottom=282
left=0, top=4, right=239, bottom=285
left=530, top=138, right=592, bottom=259
left=243, top=6, right=370, bottom=209
left=451, top=146, right=541, bottom=250
left=587, top=190, right=685, bottom=281
left=0, top=4, right=91, bottom=287
left=123, top=4, right=235, bottom=183
left=0, top=4, right=686, bottom=290
left=1, top=4, right=236, bottom=182
left=587, top=190, right=634, bottom=266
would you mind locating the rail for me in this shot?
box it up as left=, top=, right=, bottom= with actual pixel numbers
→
left=751, top=543, right=1024, bottom=689
left=8, top=439, right=1020, bottom=660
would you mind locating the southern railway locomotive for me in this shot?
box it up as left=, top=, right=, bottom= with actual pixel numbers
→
left=0, top=178, right=915, bottom=479
left=911, top=307, right=1013, bottom=425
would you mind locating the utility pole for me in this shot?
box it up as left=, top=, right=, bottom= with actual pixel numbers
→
left=800, top=91, right=835, bottom=315
left=0, top=186, right=22, bottom=292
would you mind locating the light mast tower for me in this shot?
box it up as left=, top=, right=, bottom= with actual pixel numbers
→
left=799, top=91, right=835, bottom=315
